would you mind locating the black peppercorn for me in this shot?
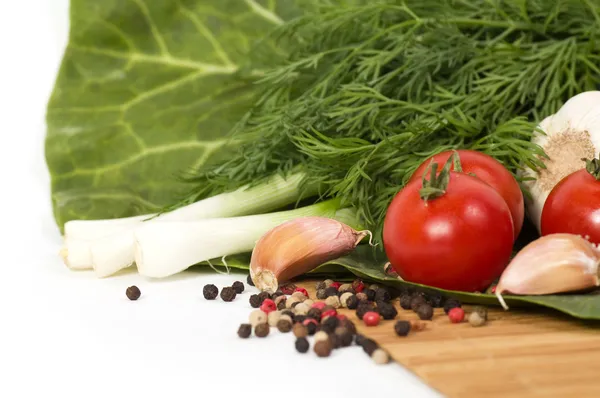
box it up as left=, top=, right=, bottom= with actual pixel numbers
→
left=277, top=298, right=287, bottom=311
left=377, top=302, right=398, bottom=320
left=254, top=323, right=270, bottom=337
left=246, top=274, right=255, bottom=286
left=202, top=284, right=218, bottom=300
left=324, top=286, right=338, bottom=297
left=362, top=339, right=379, bottom=355
left=232, top=281, right=245, bottom=294
left=410, top=295, right=426, bottom=312
left=320, top=316, right=339, bottom=334
left=220, top=287, right=236, bottom=302
left=237, top=323, right=252, bottom=338
left=277, top=319, right=293, bottom=333
left=282, top=310, right=295, bottom=322
left=355, top=334, right=367, bottom=346
left=126, top=285, right=141, bottom=301
left=271, top=290, right=284, bottom=300
left=306, top=322, right=317, bottom=335
left=249, top=294, right=261, bottom=308
left=307, top=308, right=322, bottom=321
left=443, top=298, right=461, bottom=314
left=291, top=301, right=302, bottom=309
left=416, top=303, right=434, bottom=320
left=295, top=337, right=310, bottom=353
left=399, top=294, right=412, bottom=310
left=394, top=320, right=411, bottom=336
left=364, top=288, right=376, bottom=301
left=335, top=327, right=353, bottom=347
left=329, top=333, right=341, bottom=349
left=339, top=319, right=357, bottom=335
left=257, top=291, right=271, bottom=302
left=426, top=292, right=445, bottom=308
left=316, top=288, right=327, bottom=300
left=356, top=302, right=376, bottom=320
left=346, top=294, right=359, bottom=310
left=375, top=288, right=391, bottom=303
left=294, top=315, right=307, bottom=324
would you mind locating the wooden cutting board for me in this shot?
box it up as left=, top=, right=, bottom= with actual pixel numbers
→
left=296, top=281, right=600, bottom=398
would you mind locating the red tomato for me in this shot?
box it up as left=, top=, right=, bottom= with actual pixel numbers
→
left=408, top=150, right=524, bottom=239
left=383, top=172, right=514, bottom=292
left=541, top=168, right=600, bottom=244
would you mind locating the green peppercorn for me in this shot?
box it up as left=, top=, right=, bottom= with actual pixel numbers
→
left=237, top=324, right=252, bottom=338
left=202, top=284, right=218, bottom=300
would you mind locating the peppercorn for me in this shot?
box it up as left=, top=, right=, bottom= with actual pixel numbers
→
left=355, top=334, right=367, bottom=347
left=237, top=324, right=252, bottom=339
left=399, top=294, right=412, bottom=310
left=249, top=310, right=267, bottom=327
left=291, top=301, right=301, bottom=309
left=277, top=319, right=293, bottom=333
left=271, top=290, right=284, bottom=300
left=321, top=316, right=339, bottom=334
left=307, top=307, right=322, bottom=321
left=275, top=295, right=287, bottom=310
left=448, top=307, right=465, bottom=323
left=371, top=349, right=390, bottom=364
left=325, top=295, right=341, bottom=309
left=346, top=294, right=359, bottom=310
left=257, top=291, right=271, bottom=302
left=292, top=323, right=308, bottom=338
left=356, top=302, right=376, bottom=320
left=329, top=333, right=341, bottom=349
left=286, top=296, right=302, bottom=309
left=311, top=301, right=326, bottom=310
left=293, top=337, right=309, bottom=353
left=294, top=315, right=307, bottom=324
left=248, top=294, right=260, bottom=308
left=202, top=284, right=218, bottom=300
left=305, top=321, right=318, bottom=336
left=363, top=311, right=380, bottom=326
left=377, top=302, right=398, bottom=320
left=443, top=298, right=462, bottom=314
left=472, top=305, right=488, bottom=321
left=314, top=331, right=329, bottom=343
left=362, top=339, right=379, bottom=356
left=324, top=286, right=338, bottom=298
left=231, top=281, right=245, bottom=294
left=304, top=299, right=314, bottom=307
left=339, top=292, right=353, bottom=308
left=369, top=283, right=381, bottom=291
left=468, top=310, right=487, bottom=327
left=281, top=310, right=295, bottom=323
left=268, top=310, right=282, bottom=327
left=335, top=327, right=353, bottom=347
left=321, top=309, right=337, bottom=320
left=339, top=319, right=357, bottom=335
left=315, top=281, right=327, bottom=291
left=314, top=340, right=333, bottom=357
left=394, top=320, right=411, bottom=336
left=294, top=287, right=309, bottom=298
left=220, top=287, right=236, bottom=302
left=321, top=305, right=336, bottom=313
left=338, top=283, right=353, bottom=294
left=416, top=303, right=434, bottom=320
left=280, top=283, right=297, bottom=295
left=375, top=288, right=391, bottom=303
left=364, top=288, right=376, bottom=301
left=323, top=279, right=334, bottom=288
left=352, top=279, right=365, bottom=293
left=355, top=292, right=368, bottom=302
left=426, top=292, right=445, bottom=308
left=260, top=298, right=277, bottom=314
left=410, top=295, right=426, bottom=312
left=254, top=323, right=270, bottom=337
left=330, top=281, right=342, bottom=290
left=291, top=291, right=308, bottom=302
left=316, top=289, right=327, bottom=299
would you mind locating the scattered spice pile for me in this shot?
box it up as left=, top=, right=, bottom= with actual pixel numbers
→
left=196, top=277, right=489, bottom=365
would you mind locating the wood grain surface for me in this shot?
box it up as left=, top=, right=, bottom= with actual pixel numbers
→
left=296, top=280, right=600, bottom=398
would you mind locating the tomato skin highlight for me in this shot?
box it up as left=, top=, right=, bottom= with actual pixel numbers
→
left=383, top=172, right=514, bottom=292
left=408, top=150, right=524, bottom=239
left=541, top=169, right=600, bottom=245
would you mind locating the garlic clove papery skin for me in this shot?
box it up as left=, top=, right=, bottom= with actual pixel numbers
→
left=250, top=217, right=367, bottom=293
left=520, top=91, right=600, bottom=233
left=495, top=233, right=600, bottom=309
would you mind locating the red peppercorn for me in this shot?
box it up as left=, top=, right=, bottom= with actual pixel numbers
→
left=336, top=314, right=347, bottom=321
left=260, top=298, right=277, bottom=314
left=330, top=282, right=342, bottom=290
left=321, top=309, right=337, bottom=319
left=311, top=301, right=326, bottom=310
left=448, top=307, right=465, bottom=323
left=352, top=279, right=365, bottom=293
left=302, top=318, right=318, bottom=327
left=363, top=311, right=380, bottom=326
left=294, top=287, right=309, bottom=297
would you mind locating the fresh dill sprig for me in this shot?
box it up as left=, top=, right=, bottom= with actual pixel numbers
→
left=166, top=0, right=600, bottom=241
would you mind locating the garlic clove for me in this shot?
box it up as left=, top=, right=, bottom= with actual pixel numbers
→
left=250, top=217, right=371, bottom=293
left=495, top=233, right=600, bottom=310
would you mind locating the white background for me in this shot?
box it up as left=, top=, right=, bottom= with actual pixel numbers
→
left=0, top=1, right=441, bottom=397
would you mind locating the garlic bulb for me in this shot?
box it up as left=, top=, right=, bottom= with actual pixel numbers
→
left=249, top=217, right=371, bottom=293
left=520, top=91, right=600, bottom=232
left=495, top=233, right=600, bottom=310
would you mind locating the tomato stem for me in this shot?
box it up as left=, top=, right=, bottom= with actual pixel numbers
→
left=419, top=151, right=462, bottom=201
left=583, top=154, right=600, bottom=180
